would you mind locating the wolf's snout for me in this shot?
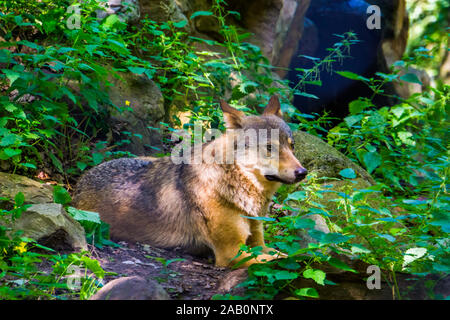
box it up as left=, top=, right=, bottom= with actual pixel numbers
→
left=294, top=167, right=308, bottom=181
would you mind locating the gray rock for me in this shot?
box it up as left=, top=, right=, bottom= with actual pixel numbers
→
left=90, top=276, right=170, bottom=300
left=8, top=203, right=87, bottom=251
left=293, top=130, right=375, bottom=184
left=0, top=172, right=53, bottom=205
left=107, top=72, right=165, bottom=156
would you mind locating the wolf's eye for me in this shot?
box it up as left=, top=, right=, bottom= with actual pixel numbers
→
left=267, top=144, right=272, bottom=153
left=288, top=138, right=294, bottom=150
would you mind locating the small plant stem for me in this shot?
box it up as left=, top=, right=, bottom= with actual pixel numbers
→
left=391, top=269, right=402, bottom=300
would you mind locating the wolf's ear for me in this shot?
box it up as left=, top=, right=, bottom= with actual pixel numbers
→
left=220, top=100, right=245, bottom=129
left=263, top=95, right=283, bottom=118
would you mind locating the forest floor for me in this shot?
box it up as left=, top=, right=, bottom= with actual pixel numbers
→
left=87, top=241, right=245, bottom=300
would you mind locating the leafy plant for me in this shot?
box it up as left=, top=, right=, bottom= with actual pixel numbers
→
left=0, top=192, right=106, bottom=299
left=52, top=185, right=118, bottom=249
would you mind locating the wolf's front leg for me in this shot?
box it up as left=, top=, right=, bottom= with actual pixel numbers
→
left=208, top=215, right=276, bottom=268
left=247, top=219, right=266, bottom=248
left=247, top=219, right=287, bottom=258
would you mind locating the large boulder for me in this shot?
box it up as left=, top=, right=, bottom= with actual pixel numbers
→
left=107, top=72, right=165, bottom=156
left=293, top=130, right=375, bottom=184
left=89, top=276, right=170, bottom=300
left=0, top=172, right=53, bottom=205
left=7, top=203, right=87, bottom=251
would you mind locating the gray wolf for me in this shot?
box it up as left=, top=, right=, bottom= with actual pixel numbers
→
left=72, top=95, right=307, bottom=267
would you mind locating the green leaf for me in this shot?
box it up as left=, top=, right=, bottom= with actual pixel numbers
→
left=102, top=14, right=121, bottom=29
left=76, top=161, right=88, bottom=171
left=226, top=11, right=240, bottom=20
left=60, top=87, right=77, bottom=104
left=397, top=131, right=415, bottom=146
left=82, top=90, right=101, bottom=113
left=173, top=20, right=188, bottom=28
left=327, top=257, right=357, bottom=273
left=430, top=211, right=450, bottom=232
left=0, top=148, right=21, bottom=159
left=274, top=270, right=298, bottom=281
left=319, top=232, right=351, bottom=245
left=49, top=153, right=64, bottom=174
left=53, top=186, right=72, bottom=205
left=286, top=191, right=306, bottom=202
left=0, top=133, right=21, bottom=146
left=67, top=207, right=101, bottom=224
left=295, top=287, right=319, bottom=298
left=303, top=269, right=326, bottom=285
left=277, top=258, right=301, bottom=270
left=362, top=151, right=381, bottom=174
left=344, top=114, right=363, bottom=127
left=18, top=40, right=43, bottom=51
left=375, top=72, right=398, bottom=82
left=33, top=243, right=56, bottom=252
left=376, top=233, right=396, bottom=242
left=1, top=69, right=21, bottom=85
left=241, top=215, right=276, bottom=222
left=391, top=106, right=405, bottom=119
left=127, top=66, right=147, bottom=75
left=400, top=73, right=423, bottom=85
left=190, top=11, right=214, bottom=20
left=392, top=60, right=405, bottom=67
left=105, top=39, right=130, bottom=55
left=299, top=55, right=320, bottom=61
left=351, top=244, right=371, bottom=254
left=81, top=256, right=105, bottom=278
left=4, top=103, right=17, bottom=113
left=349, top=99, right=369, bottom=114
left=14, top=192, right=25, bottom=206
left=57, top=47, right=77, bottom=54
left=92, top=153, right=104, bottom=165
left=238, top=80, right=258, bottom=94
left=189, top=36, right=217, bottom=46
left=403, top=247, right=427, bottom=268
left=19, top=163, right=37, bottom=169
left=339, top=168, right=356, bottom=179
left=402, top=199, right=427, bottom=205
left=293, top=218, right=316, bottom=230
left=336, top=71, right=369, bottom=82
left=294, top=91, right=319, bottom=99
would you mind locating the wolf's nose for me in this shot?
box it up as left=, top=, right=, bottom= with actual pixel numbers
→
left=294, top=167, right=308, bottom=180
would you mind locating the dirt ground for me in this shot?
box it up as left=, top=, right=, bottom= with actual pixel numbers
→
left=88, top=241, right=245, bottom=300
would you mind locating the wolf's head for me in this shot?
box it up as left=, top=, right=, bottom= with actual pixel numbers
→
left=219, top=96, right=307, bottom=185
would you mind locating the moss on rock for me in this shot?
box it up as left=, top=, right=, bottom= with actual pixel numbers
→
left=293, top=130, right=375, bottom=184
